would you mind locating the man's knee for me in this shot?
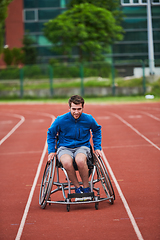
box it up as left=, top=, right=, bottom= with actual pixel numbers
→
left=75, top=153, right=87, bottom=169
left=60, top=154, right=73, bottom=170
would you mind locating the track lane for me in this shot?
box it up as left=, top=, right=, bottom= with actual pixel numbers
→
left=0, top=103, right=160, bottom=240
left=95, top=106, right=160, bottom=240
left=0, top=113, right=25, bottom=145
left=15, top=113, right=55, bottom=240
left=0, top=109, right=54, bottom=240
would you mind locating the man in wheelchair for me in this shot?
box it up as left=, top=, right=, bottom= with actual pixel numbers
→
left=47, top=95, right=102, bottom=200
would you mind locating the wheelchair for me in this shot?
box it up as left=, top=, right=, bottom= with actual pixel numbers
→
left=39, top=144, right=115, bottom=212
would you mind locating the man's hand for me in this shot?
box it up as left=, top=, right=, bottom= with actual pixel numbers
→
left=48, top=152, right=56, bottom=162
left=95, top=149, right=103, bottom=158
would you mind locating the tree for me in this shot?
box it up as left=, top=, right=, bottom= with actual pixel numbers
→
left=22, top=34, right=37, bottom=64
left=68, top=0, right=123, bottom=25
left=12, top=47, right=24, bottom=65
left=0, top=0, right=13, bottom=54
left=3, top=47, right=13, bottom=65
left=3, top=46, right=24, bottom=66
left=44, top=3, right=123, bottom=62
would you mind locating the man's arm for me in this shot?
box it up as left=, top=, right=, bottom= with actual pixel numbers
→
left=47, top=118, right=59, bottom=154
left=90, top=116, right=102, bottom=152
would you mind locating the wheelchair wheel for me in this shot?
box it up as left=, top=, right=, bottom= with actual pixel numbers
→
left=39, top=158, right=56, bottom=209
left=95, top=155, right=115, bottom=204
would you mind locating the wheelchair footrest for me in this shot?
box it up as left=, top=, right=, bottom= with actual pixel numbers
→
left=68, top=192, right=94, bottom=199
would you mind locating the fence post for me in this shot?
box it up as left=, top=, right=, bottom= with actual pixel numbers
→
left=49, top=65, right=54, bottom=97
left=80, top=63, right=84, bottom=97
left=142, top=61, right=146, bottom=95
left=19, top=67, right=23, bottom=98
left=111, top=62, right=115, bottom=96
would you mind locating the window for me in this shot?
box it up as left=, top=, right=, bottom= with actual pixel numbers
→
left=122, top=18, right=147, bottom=29
left=38, top=9, right=62, bottom=20
left=38, top=36, right=52, bottom=46
left=38, top=0, right=60, bottom=8
left=113, top=43, right=148, bottom=54
left=24, top=9, right=38, bottom=21
left=123, top=30, right=147, bottom=41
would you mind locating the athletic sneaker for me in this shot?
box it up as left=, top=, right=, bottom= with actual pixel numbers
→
left=83, top=187, right=92, bottom=201
left=75, top=186, right=83, bottom=194
left=83, top=187, right=91, bottom=193
left=75, top=186, right=84, bottom=201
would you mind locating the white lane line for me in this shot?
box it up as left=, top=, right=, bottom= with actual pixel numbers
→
left=141, top=111, right=160, bottom=121
left=15, top=114, right=55, bottom=240
left=0, top=150, right=42, bottom=155
left=128, top=115, right=142, bottom=119
left=0, top=114, right=25, bottom=145
left=112, top=113, right=160, bottom=151
left=0, top=120, right=13, bottom=124
left=102, top=151, right=144, bottom=240
left=103, top=144, right=152, bottom=149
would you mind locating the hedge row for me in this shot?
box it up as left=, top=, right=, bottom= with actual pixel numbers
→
left=0, top=63, right=111, bottom=80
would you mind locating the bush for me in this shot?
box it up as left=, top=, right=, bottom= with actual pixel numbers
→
left=150, top=78, right=160, bottom=96
left=23, top=65, right=48, bottom=79
left=3, top=47, right=24, bottom=66
left=0, top=67, right=19, bottom=79
left=3, top=48, right=13, bottom=65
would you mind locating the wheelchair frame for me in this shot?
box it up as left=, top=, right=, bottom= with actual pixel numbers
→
left=39, top=152, right=115, bottom=211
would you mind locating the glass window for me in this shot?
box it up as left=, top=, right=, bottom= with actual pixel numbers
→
left=152, top=0, right=160, bottom=5
left=24, top=0, right=37, bottom=8
left=152, top=18, right=160, bottom=28
left=38, top=9, right=62, bottom=20
left=113, top=42, right=148, bottom=54
left=37, top=46, right=59, bottom=56
left=152, top=6, right=160, bottom=16
left=123, top=6, right=147, bottom=17
left=38, top=36, right=52, bottom=46
left=65, top=0, right=70, bottom=6
left=154, top=43, right=160, bottom=53
left=122, top=18, right=147, bottom=29
left=24, top=0, right=68, bottom=8
left=25, top=10, right=37, bottom=21
left=153, top=30, right=160, bottom=39
left=25, top=22, right=37, bottom=32
left=25, top=22, right=47, bottom=32
left=123, top=30, right=147, bottom=41
left=29, top=35, right=37, bottom=44
left=38, top=0, right=60, bottom=8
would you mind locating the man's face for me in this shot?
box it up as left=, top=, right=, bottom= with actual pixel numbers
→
left=70, top=103, right=83, bottom=119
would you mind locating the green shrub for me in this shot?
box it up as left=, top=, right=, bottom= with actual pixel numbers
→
left=23, top=65, right=48, bottom=79
left=0, top=67, right=19, bottom=79
left=150, top=78, right=160, bottom=96
left=3, top=48, right=13, bottom=66
left=115, top=77, right=143, bottom=87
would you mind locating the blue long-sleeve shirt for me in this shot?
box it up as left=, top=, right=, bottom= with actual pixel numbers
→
left=47, top=112, right=102, bottom=154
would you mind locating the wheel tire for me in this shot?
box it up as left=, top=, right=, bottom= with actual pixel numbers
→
left=95, top=155, right=115, bottom=203
left=39, top=158, right=56, bottom=209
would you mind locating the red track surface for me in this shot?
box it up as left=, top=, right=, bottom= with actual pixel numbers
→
left=0, top=102, right=160, bottom=240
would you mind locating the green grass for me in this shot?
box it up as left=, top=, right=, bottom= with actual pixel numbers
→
left=1, top=76, right=160, bottom=90
left=0, top=95, right=159, bottom=104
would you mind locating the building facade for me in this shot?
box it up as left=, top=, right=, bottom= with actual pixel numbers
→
left=2, top=0, right=160, bottom=65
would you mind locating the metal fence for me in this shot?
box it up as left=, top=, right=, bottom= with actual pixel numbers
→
left=0, top=60, right=159, bottom=98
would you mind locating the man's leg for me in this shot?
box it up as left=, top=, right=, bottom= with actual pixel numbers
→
left=75, top=153, right=89, bottom=188
left=60, top=154, right=80, bottom=188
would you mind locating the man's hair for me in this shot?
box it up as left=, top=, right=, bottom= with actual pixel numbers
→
left=68, top=95, right=84, bottom=108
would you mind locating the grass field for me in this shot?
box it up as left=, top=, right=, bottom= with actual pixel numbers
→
left=0, top=95, right=159, bottom=104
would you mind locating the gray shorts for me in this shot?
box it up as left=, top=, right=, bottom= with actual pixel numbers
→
left=57, top=146, right=91, bottom=161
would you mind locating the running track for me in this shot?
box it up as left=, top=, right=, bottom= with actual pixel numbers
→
left=0, top=102, right=159, bottom=240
